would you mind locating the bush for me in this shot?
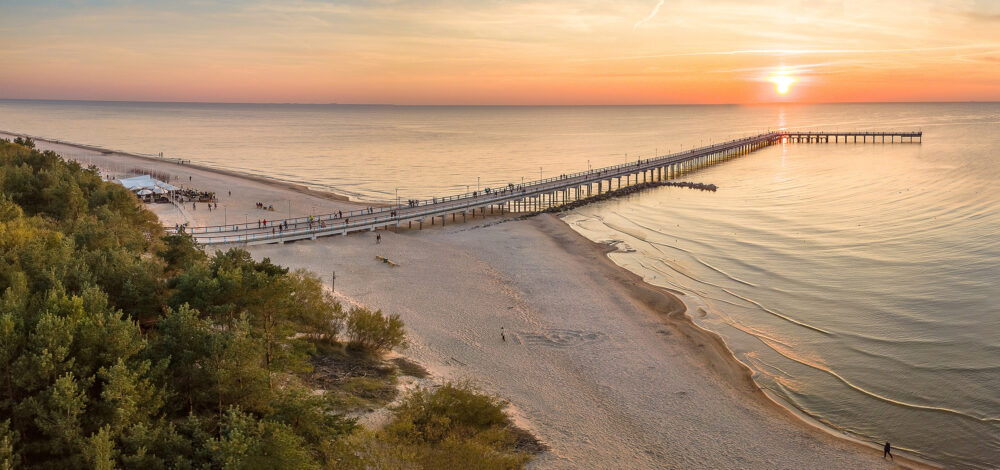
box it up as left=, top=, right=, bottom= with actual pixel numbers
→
left=387, top=382, right=510, bottom=443
left=12, top=136, right=35, bottom=149
left=361, top=382, right=532, bottom=469
left=345, top=307, right=406, bottom=353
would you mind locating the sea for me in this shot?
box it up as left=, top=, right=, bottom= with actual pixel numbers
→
left=1, top=99, right=997, bottom=468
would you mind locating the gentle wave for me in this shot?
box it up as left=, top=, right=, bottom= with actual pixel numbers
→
left=754, top=335, right=999, bottom=424
left=720, top=288, right=832, bottom=336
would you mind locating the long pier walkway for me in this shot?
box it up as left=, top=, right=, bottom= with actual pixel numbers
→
left=176, top=130, right=921, bottom=246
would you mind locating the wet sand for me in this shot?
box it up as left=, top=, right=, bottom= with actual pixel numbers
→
left=11, top=132, right=937, bottom=469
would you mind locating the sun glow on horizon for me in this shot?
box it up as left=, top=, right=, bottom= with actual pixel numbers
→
left=768, top=71, right=797, bottom=96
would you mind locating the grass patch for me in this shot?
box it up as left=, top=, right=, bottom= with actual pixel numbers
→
left=307, top=345, right=399, bottom=411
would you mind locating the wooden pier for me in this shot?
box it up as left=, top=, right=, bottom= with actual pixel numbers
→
left=780, top=131, right=921, bottom=143
left=176, top=130, right=921, bottom=246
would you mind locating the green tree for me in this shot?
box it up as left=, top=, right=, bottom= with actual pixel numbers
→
left=0, top=419, right=20, bottom=470
left=345, top=307, right=407, bottom=353
left=212, top=408, right=318, bottom=470
left=83, top=426, right=117, bottom=470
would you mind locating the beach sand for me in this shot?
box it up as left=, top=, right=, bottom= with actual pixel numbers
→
left=12, top=132, right=936, bottom=469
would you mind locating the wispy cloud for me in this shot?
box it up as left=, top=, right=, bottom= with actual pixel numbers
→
left=633, top=0, right=664, bottom=31
left=589, top=45, right=1000, bottom=62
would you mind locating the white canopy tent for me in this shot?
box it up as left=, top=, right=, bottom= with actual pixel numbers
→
left=117, top=175, right=177, bottom=194
left=117, top=175, right=178, bottom=199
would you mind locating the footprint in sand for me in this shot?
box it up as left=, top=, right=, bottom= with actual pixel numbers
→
left=518, top=329, right=608, bottom=348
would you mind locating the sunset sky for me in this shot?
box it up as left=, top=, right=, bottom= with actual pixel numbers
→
left=1, top=0, right=998, bottom=105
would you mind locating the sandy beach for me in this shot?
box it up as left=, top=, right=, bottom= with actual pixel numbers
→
left=11, top=132, right=937, bottom=469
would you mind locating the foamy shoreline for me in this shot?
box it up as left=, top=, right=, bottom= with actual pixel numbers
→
left=5, top=130, right=937, bottom=469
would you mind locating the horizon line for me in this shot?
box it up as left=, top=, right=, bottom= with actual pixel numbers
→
left=1, top=97, right=997, bottom=107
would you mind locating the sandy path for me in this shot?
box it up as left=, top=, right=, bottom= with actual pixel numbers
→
left=11, top=133, right=935, bottom=469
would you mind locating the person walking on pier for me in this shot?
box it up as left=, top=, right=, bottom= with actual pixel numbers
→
left=883, top=442, right=893, bottom=461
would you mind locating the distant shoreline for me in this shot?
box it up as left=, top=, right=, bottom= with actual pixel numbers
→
left=6, top=129, right=939, bottom=469
left=0, top=129, right=358, bottom=204
left=3, top=97, right=998, bottom=107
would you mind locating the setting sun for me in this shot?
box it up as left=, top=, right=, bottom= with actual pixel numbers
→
left=769, top=74, right=797, bottom=95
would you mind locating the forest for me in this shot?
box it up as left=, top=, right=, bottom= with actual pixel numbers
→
left=0, top=138, right=536, bottom=469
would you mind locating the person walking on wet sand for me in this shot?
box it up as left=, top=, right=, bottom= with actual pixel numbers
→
left=376, top=233, right=381, bottom=244
left=883, top=442, right=893, bottom=461
left=501, top=326, right=506, bottom=342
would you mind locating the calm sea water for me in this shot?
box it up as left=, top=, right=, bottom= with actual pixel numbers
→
left=2, top=100, right=997, bottom=468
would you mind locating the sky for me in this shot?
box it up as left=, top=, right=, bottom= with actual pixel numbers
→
left=0, top=0, right=998, bottom=105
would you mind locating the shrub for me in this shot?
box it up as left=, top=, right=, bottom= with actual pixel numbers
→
left=387, top=382, right=510, bottom=443
left=12, top=136, right=35, bottom=149
left=369, top=382, right=532, bottom=469
left=345, top=307, right=406, bottom=353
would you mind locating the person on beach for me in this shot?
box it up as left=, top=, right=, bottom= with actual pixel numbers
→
left=376, top=233, right=381, bottom=244
left=883, top=442, right=893, bottom=460
left=192, top=202, right=196, bottom=210
left=501, top=326, right=506, bottom=342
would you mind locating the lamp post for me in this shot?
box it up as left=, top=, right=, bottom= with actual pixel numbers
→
left=539, top=167, right=542, bottom=181
left=395, top=187, right=399, bottom=208
left=477, top=176, right=480, bottom=193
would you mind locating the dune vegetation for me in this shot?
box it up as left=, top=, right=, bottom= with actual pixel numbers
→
left=0, top=138, right=535, bottom=469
